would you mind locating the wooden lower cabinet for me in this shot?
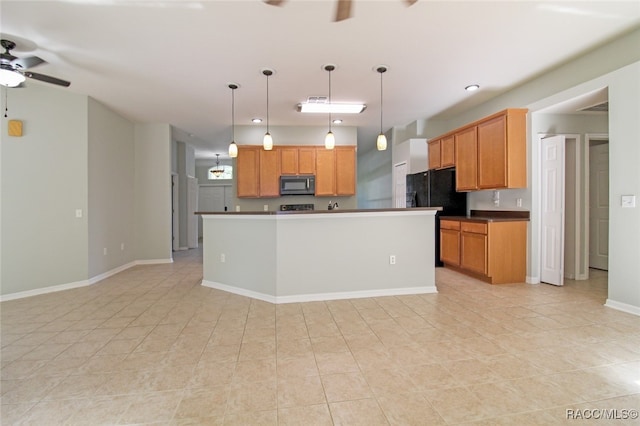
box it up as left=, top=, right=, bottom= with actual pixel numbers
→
left=440, top=218, right=527, bottom=284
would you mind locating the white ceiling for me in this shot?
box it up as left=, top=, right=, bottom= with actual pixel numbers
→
left=2, top=1, right=639, bottom=159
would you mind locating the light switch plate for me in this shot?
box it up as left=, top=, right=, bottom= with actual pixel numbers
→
left=621, top=195, right=636, bottom=208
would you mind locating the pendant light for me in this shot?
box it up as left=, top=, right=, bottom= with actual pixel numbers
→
left=324, top=64, right=336, bottom=150
left=211, top=154, right=224, bottom=177
left=376, top=65, right=388, bottom=151
left=228, top=83, right=239, bottom=158
left=262, top=68, right=274, bottom=150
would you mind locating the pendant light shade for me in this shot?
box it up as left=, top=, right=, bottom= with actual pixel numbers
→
left=376, top=65, right=388, bottom=151
left=324, top=64, right=336, bottom=149
left=228, top=83, right=239, bottom=158
left=262, top=68, right=274, bottom=150
left=325, top=131, right=335, bottom=150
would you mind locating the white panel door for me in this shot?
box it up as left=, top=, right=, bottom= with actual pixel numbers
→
left=589, top=143, right=609, bottom=270
left=394, top=162, right=408, bottom=208
left=541, top=135, right=565, bottom=286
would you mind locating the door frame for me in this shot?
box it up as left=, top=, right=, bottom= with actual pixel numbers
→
left=171, top=173, right=179, bottom=252
left=585, top=133, right=609, bottom=271
left=393, top=161, right=408, bottom=208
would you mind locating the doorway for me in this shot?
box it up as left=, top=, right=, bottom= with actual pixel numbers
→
left=588, top=136, right=609, bottom=271
left=393, top=162, right=407, bottom=208
left=198, top=185, right=231, bottom=238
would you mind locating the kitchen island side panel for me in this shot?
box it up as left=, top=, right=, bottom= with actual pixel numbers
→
left=275, top=212, right=436, bottom=298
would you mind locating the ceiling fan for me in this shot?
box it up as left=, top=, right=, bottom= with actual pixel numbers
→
left=0, top=39, right=71, bottom=88
left=265, top=0, right=417, bottom=22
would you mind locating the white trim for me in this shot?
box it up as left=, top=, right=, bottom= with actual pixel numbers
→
left=0, top=280, right=89, bottom=302
left=135, top=258, right=174, bottom=265
left=0, top=258, right=173, bottom=302
left=201, top=279, right=437, bottom=304
left=526, top=276, right=541, bottom=284
left=87, top=261, right=137, bottom=285
left=604, top=299, right=640, bottom=317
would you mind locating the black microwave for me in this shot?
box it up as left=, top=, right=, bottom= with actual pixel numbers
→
left=280, top=175, right=315, bottom=195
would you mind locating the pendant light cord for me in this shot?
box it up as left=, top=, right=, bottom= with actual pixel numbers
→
left=231, top=87, right=235, bottom=141
left=266, top=73, right=270, bottom=134
left=379, top=69, right=383, bottom=134
left=328, top=67, right=332, bottom=132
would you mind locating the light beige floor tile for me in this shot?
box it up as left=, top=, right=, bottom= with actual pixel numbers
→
left=377, top=392, right=446, bottom=425
left=329, top=398, right=389, bottom=426
left=277, top=403, right=333, bottom=426
left=118, top=390, right=183, bottom=424
left=223, top=409, right=277, bottom=425
left=174, top=386, right=229, bottom=419
left=315, top=351, right=360, bottom=375
left=321, top=372, right=373, bottom=402
left=225, top=380, right=277, bottom=413
left=277, top=375, right=326, bottom=407
left=233, top=358, right=277, bottom=383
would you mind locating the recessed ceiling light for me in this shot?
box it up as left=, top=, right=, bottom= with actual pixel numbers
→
left=332, top=119, right=343, bottom=124
left=465, top=84, right=480, bottom=92
left=252, top=118, right=263, bottom=123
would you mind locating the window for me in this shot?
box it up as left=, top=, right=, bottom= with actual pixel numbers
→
left=208, top=165, right=233, bottom=180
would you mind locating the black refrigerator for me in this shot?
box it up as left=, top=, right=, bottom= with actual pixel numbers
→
left=406, top=169, right=467, bottom=266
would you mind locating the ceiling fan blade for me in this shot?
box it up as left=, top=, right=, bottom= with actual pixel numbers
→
left=335, top=0, right=352, bottom=21
left=24, top=71, right=71, bottom=87
left=405, top=0, right=418, bottom=5
left=12, top=55, right=45, bottom=69
left=264, top=0, right=285, bottom=6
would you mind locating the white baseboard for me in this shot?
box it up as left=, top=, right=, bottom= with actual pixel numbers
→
left=604, top=299, right=640, bottom=317
left=0, top=279, right=89, bottom=302
left=0, top=258, right=174, bottom=302
left=526, top=275, right=541, bottom=284
left=201, top=280, right=437, bottom=304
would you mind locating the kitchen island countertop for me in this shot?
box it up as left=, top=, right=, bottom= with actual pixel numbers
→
left=196, top=207, right=442, bottom=215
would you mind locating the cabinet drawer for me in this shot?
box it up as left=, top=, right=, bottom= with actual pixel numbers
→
left=440, top=220, right=460, bottom=230
left=461, top=221, right=487, bottom=234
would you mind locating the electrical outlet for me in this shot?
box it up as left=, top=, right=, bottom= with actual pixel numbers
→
left=75, top=209, right=83, bottom=218
left=121, top=243, right=125, bottom=251
left=103, top=248, right=108, bottom=255
left=263, top=204, right=269, bottom=211
left=516, top=198, right=523, bottom=207
left=389, top=255, right=396, bottom=265
left=220, top=253, right=226, bottom=263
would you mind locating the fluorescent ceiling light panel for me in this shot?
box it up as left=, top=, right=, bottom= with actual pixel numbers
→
left=298, top=102, right=366, bottom=114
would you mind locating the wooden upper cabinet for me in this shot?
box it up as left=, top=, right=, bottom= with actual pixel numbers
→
left=477, top=109, right=527, bottom=189
left=236, top=146, right=260, bottom=198
left=279, top=146, right=316, bottom=175
left=441, top=135, right=455, bottom=168
left=298, top=147, right=316, bottom=175
left=279, top=147, right=298, bottom=175
left=455, top=127, right=478, bottom=191
left=259, top=149, right=280, bottom=197
left=428, top=136, right=455, bottom=170
left=428, top=139, right=441, bottom=170
left=315, top=148, right=336, bottom=197
left=335, top=146, right=356, bottom=196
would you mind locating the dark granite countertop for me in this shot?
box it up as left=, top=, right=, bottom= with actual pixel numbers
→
left=196, top=207, right=443, bottom=215
left=441, top=209, right=530, bottom=222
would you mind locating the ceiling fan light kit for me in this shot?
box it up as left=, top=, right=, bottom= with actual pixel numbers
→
left=0, top=39, right=71, bottom=88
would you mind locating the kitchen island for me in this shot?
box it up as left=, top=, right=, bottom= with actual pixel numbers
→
left=197, top=208, right=440, bottom=303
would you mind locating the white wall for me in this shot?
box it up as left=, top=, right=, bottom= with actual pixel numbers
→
left=88, top=98, right=136, bottom=278
left=1, top=84, right=89, bottom=295
left=134, top=124, right=173, bottom=262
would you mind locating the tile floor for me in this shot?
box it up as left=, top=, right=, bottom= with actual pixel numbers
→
left=1, top=248, right=639, bottom=425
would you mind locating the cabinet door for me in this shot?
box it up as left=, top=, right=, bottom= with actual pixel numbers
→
left=298, top=147, right=316, bottom=175
left=461, top=231, right=488, bottom=275
left=441, top=135, right=455, bottom=168
left=315, top=148, right=336, bottom=196
left=478, top=115, right=507, bottom=189
left=428, top=140, right=441, bottom=170
left=455, top=127, right=478, bottom=191
left=280, top=147, right=298, bottom=175
left=236, top=147, right=260, bottom=197
left=335, top=147, right=356, bottom=196
left=440, top=229, right=460, bottom=266
left=259, top=149, right=280, bottom=197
